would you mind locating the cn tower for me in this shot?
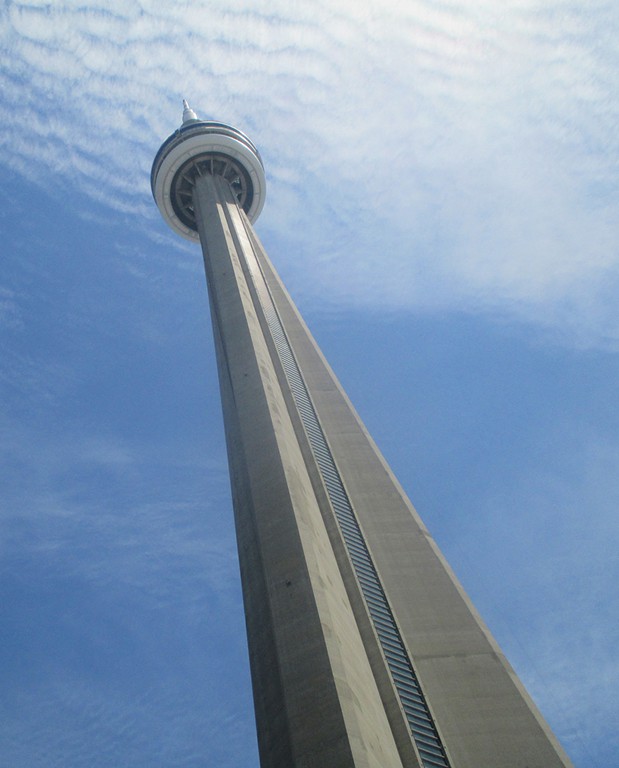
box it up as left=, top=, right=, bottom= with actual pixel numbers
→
left=151, top=103, right=573, bottom=768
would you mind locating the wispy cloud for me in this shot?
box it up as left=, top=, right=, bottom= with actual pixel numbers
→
left=0, top=5, right=615, bottom=766
left=0, top=0, right=617, bottom=345
left=0, top=416, right=250, bottom=767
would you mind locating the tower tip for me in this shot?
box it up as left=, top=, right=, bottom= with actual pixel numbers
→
left=182, top=99, right=198, bottom=124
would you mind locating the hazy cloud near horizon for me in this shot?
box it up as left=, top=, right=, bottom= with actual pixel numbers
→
left=1, top=0, right=618, bottom=346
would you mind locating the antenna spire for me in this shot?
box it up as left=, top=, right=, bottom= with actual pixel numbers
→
left=182, top=99, right=198, bottom=124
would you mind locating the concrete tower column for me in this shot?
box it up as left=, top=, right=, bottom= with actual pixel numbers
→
left=191, top=170, right=409, bottom=768
left=151, top=104, right=574, bottom=768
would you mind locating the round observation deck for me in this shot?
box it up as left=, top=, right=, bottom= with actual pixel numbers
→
left=151, top=104, right=266, bottom=242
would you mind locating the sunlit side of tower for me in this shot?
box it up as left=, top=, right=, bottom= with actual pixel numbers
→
left=151, top=103, right=574, bottom=768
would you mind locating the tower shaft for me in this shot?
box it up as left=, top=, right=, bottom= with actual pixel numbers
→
left=194, top=173, right=406, bottom=768
left=189, top=171, right=573, bottom=768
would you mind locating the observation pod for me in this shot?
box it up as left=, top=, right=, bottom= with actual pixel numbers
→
left=151, top=101, right=266, bottom=241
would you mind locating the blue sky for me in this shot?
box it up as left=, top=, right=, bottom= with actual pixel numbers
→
left=0, top=1, right=617, bottom=766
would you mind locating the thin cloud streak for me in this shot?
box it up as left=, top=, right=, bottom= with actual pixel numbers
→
left=0, top=0, right=617, bottom=345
